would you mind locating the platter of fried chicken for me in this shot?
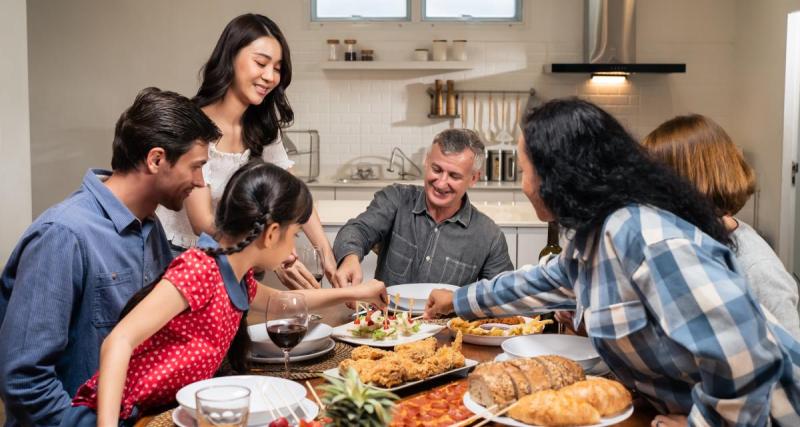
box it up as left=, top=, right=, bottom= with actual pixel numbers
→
left=463, top=356, right=633, bottom=426
left=323, top=331, right=478, bottom=392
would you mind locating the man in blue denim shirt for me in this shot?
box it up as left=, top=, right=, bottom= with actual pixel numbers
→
left=0, top=88, right=221, bottom=426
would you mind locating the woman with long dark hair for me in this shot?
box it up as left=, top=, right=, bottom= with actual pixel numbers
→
left=156, top=13, right=338, bottom=289
left=425, top=98, right=800, bottom=426
left=62, top=161, right=386, bottom=426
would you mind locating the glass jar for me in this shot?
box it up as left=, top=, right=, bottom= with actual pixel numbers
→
left=432, top=40, right=447, bottom=61
left=452, top=40, right=467, bottom=61
left=326, top=39, right=340, bottom=61
left=360, top=49, right=374, bottom=61
left=344, top=39, right=358, bottom=61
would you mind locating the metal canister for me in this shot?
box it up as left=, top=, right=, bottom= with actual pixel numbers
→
left=487, top=147, right=503, bottom=181
left=502, top=148, right=517, bottom=181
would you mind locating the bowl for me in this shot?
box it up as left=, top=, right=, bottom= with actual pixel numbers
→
left=386, top=283, right=460, bottom=310
left=501, top=334, right=602, bottom=372
left=248, top=322, right=333, bottom=357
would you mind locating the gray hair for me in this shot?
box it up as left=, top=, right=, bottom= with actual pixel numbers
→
left=431, top=128, right=485, bottom=172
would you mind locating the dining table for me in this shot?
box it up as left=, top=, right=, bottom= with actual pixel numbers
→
left=134, top=303, right=658, bottom=427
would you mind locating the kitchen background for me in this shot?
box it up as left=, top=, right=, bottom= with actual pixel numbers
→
left=3, top=0, right=800, bottom=263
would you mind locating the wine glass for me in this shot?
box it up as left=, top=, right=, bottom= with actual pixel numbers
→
left=266, top=292, right=309, bottom=378
left=298, top=245, right=325, bottom=285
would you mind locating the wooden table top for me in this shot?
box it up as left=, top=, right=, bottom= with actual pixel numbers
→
left=135, top=305, right=657, bottom=426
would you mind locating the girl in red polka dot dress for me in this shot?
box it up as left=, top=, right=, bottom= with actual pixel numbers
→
left=62, top=160, right=387, bottom=426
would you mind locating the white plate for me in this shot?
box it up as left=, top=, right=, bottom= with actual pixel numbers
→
left=323, top=358, right=478, bottom=392
left=501, top=334, right=603, bottom=372
left=331, top=321, right=445, bottom=348
left=249, top=322, right=333, bottom=357
left=248, top=338, right=336, bottom=364
left=462, top=391, right=633, bottom=427
left=176, top=376, right=306, bottom=426
left=493, top=352, right=611, bottom=376
left=386, top=283, right=460, bottom=310
left=172, top=398, right=319, bottom=427
left=448, top=317, right=543, bottom=346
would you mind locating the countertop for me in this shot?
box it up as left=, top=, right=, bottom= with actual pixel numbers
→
left=307, top=176, right=523, bottom=190
left=315, top=199, right=545, bottom=227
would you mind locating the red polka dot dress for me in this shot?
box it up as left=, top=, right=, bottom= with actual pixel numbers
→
left=71, top=247, right=258, bottom=419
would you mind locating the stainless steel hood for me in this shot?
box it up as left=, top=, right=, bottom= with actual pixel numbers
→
left=546, top=0, right=685, bottom=74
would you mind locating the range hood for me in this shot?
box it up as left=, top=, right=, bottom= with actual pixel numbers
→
left=546, top=0, right=685, bottom=75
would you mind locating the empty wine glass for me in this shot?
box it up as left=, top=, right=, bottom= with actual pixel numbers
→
left=266, top=292, right=309, bottom=378
left=298, top=245, right=324, bottom=286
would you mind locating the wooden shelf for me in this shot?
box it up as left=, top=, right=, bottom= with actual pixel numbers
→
left=428, top=114, right=461, bottom=119
left=320, top=61, right=474, bottom=71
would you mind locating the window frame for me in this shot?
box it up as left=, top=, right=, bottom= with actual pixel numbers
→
left=420, top=0, right=523, bottom=22
left=311, top=0, right=412, bottom=22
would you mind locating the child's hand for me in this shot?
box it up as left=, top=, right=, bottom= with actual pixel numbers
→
left=424, top=289, right=455, bottom=319
left=352, top=279, right=387, bottom=309
left=651, top=415, right=687, bottom=427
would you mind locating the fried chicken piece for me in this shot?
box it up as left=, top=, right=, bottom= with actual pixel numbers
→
left=350, top=345, right=392, bottom=361
left=339, top=355, right=405, bottom=388
left=394, top=337, right=437, bottom=363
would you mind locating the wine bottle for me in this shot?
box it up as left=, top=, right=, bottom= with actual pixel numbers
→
left=538, top=222, right=562, bottom=259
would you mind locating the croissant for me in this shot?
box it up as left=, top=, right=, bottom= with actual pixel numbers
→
left=508, top=389, right=601, bottom=426
left=559, top=377, right=633, bottom=416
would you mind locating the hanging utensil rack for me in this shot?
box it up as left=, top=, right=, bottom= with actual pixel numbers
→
left=426, top=87, right=535, bottom=119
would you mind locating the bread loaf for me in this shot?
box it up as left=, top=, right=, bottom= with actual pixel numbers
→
left=468, top=355, right=585, bottom=407
left=559, top=377, right=632, bottom=416
left=508, top=390, right=601, bottom=426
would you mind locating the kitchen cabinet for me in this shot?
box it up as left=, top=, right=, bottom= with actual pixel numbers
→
left=515, top=227, right=549, bottom=268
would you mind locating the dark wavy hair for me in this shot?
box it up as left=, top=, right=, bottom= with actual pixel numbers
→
left=193, top=13, right=293, bottom=158
left=522, top=98, right=730, bottom=246
left=120, top=160, right=313, bottom=373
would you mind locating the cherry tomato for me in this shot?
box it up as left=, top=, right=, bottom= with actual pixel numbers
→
left=269, top=417, right=290, bottom=427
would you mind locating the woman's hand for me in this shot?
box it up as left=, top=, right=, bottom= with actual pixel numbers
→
left=424, top=289, right=455, bottom=319
left=274, top=257, right=320, bottom=290
left=651, top=414, right=688, bottom=427
left=321, top=248, right=340, bottom=288
left=351, top=279, right=387, bottom=309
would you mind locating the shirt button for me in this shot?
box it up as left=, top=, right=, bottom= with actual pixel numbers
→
left=425, top=256, right=431, bottom=261
left=434, top=228, right=439, bottom=233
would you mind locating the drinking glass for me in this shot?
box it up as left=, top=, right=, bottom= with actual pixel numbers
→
left=195, top=385, right=250, bottom=427
left=298, top=246, right=325, bottom=285
left=266, top=292, right=309, bottom=378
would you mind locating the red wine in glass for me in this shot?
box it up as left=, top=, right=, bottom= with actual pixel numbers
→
left=267, top=323, right=307, bottom=349
left=266, top=293, right=308, bottom=378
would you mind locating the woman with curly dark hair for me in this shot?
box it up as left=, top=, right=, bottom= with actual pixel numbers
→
left=426, top=98, right=800, bottom=426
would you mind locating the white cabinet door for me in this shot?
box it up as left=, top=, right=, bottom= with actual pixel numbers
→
left=309, top=187, right=336, bottom=201
left=516, top=227, right=548, bottom=268
left=468, top=191, right=515, bottom=203
left=501, top=227, right=518, bottom=268
left=335, top=187, right=382, bottom=200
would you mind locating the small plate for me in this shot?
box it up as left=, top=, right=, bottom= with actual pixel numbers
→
left=331, top=321, right=445, bottom=348
left=172, top=398, right=319, bottom=427
left=176, top=376, right=305, bottom=426
left=322, top=358, right=478, bottom=392
left=502, top=334, right=602, bottom=372
left=249, top=322, right=333, bottom=357
left=493, top=352, right=611, bottom=376
left=248, top=338, right=336, bottom=364
left=386, top=283, right=460, bottom=310
left=462, top=391, right=632, bottom=427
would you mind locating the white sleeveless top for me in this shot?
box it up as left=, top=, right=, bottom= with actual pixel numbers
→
left=156, top=139, right=294, bottom=248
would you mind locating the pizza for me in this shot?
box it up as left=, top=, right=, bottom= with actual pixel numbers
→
left=390, top=381, right=472, bottom=427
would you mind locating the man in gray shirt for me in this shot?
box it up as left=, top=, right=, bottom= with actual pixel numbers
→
left=333, top=129, right=514, bottom=287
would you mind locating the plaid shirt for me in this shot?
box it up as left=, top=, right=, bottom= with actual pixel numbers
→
left=455, top=204, right=800, bottom=426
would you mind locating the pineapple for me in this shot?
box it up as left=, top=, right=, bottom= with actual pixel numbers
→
left=320, top=367, right=398, bottom=427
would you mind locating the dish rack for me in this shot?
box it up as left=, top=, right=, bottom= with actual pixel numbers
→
left=282, top=129, right=320, bottom=183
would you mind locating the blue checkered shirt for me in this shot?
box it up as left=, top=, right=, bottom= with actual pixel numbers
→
left=454, top=204, right=800, bottom=426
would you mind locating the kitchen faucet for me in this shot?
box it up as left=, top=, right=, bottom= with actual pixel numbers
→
left=387, top=147, right=422, bottom=180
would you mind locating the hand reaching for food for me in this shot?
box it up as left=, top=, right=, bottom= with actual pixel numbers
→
left=424, top=289, right=455, bottom=319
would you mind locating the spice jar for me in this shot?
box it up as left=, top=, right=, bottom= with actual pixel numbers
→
left=360, top=49, right=374, bottom=61
left=344, top=39, right=358, bottom=61
left=452, top=40, right=467, bottom=61
left=414, top=49, right=429, bottom=61
left=326, top=39, right=340, bottom=61
left=432, top=40, right=448, bottom=61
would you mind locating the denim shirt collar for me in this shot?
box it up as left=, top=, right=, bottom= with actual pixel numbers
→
left=411, top=188, right=473, bottom=228
left=197, top=233, right=250, bottom=311
left=82, top=169, right=152, bottom=235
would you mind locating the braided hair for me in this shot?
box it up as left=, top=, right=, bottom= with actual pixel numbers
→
left=119, top=159, right=313, bottom=373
